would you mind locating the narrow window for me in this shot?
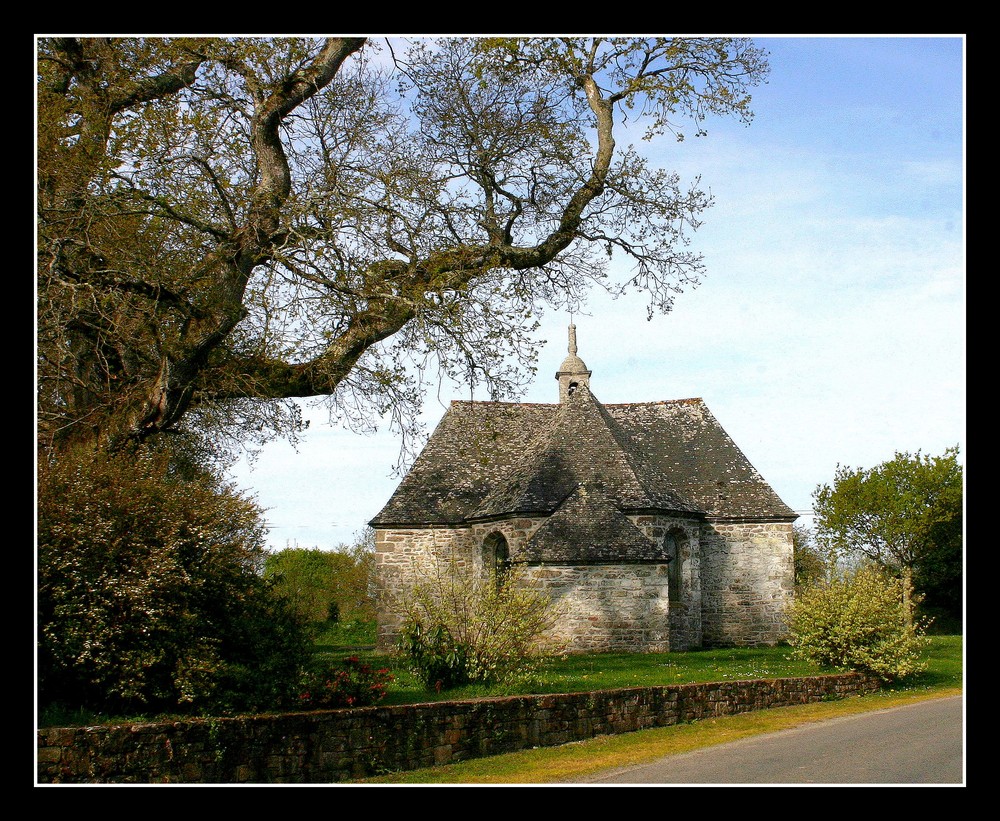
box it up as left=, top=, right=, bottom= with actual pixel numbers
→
left=665, top=531, right=682, bottom=602
left=483, top=532, right=511, bottom=588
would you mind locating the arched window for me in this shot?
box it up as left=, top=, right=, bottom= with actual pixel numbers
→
left=483, top=532, right=511, bottom=587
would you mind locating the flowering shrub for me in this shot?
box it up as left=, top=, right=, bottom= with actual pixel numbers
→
left=786, top=564, right=930, bottom=682
left=37, top=445, right=313, bottom=716
left=397, top=561, right=559, bottom=691
left=298, top=657, right=394, bottom=709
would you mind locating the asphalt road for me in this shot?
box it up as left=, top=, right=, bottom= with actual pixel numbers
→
left=573, top=696, right=964, bottom=785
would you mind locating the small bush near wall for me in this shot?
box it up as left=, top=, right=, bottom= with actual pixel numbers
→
left=297, top=657, right=395, bottom=709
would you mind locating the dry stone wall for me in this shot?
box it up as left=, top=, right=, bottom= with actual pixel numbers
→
left=37, top=673, right=880, bottom=784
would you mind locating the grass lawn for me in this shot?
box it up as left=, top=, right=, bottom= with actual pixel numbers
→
left=312, top=621, right=962, bottom=707
left=38, top=621, right=962, bottom=736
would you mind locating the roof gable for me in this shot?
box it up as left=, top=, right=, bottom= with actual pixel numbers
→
left=521, top=483, right=668, bottom=564
left=370, top=401, right=554, bottom=525
left=606, top=399, right=797, bottom=519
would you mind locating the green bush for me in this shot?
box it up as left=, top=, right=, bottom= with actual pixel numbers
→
left=263, top=535, right=377, bottom=625
left=398, top=622, right=471, bottom=691
left=785, top=564, right=930, bottom=682
left=37, top=445, right=313, bottom=716
left=396, top=561, right=558, bottom=691
left=297, top=656, right=394, bottom=709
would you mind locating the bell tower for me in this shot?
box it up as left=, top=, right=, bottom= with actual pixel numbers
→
left=555, top=322, right=592, bottom=402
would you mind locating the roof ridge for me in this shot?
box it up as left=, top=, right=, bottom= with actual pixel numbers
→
left=472, top=386, right=702, bottom=517
left=451, top=399, right=558, bottom=409
left=589, top=392, right=702, bottom=513
left=472, top=389, right=606, bottom=517
left=604, top=397, right=705, bottom=408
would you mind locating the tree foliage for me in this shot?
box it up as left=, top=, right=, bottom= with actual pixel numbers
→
left=786, top=565, right=930, bottom=683
left=812, top=446, right=963, bottom=625
left=37, top=36, right=769, bottom=460
left=264, top=530, right=377, bottom=624
left=37, top=444, right=313, bottom=715
left=913, top=509, right=963, bottom=629
left=792, top=523, right=829, bottom=590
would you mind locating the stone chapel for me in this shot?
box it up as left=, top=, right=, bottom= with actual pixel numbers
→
left=370, top=324, right=797, bottom=654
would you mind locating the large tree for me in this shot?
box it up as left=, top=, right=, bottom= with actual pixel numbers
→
left=792, top=523, right=829, bottom=590
left=37, top=36, right=769, bottom=457
left=812, top=447, right=963, bottom=624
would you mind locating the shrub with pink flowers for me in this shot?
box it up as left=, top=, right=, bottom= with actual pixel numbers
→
left=297, top=657, right=394, bottom=709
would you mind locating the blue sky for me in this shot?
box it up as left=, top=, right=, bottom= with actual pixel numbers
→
left=229, top=35, right=965, bottom=551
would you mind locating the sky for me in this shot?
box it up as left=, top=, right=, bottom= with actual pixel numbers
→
left=228, top=35, right=966, bottom=553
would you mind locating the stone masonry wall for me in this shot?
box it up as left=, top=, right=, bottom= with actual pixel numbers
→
left=628, top=515, right=702, bottom=651
left=375, top=526, right=463, bottom=652
left=37, top=673, right=880, bottom=784
left=699, top=520, right=795, bottom=647
left=377, top=518, right=793, bottom=654
left=376, top=520, right=690, bottom=655
left=374, top=519, right=547, bottom=652
left=523, top=563, right=672, bottom=653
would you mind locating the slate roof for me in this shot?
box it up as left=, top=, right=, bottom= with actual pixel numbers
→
left=520, top=483, right=672, bottom=564
left=370, top=387, right=797, bottom=528
left=472, top=385, right=701, bottom=518
left=605, top=399, right=797, bottom=519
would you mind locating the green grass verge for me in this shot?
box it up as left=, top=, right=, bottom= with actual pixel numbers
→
left=38, top=627, right=962, bottom=748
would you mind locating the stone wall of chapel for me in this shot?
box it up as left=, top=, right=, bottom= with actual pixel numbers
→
left=376, top=521, right=680, bottom=655
left=523, top=563, right=672, bottom=654
left=698, top=520, right=795, bottom=647
left=628, top=515, right=702, bottom=651
left=378, top=518, right=795, bottom=654
left=374, top=519, right=548, bottom=652
left=374, top=527, right=459, bottom=652
left=467, top=518, right=548, bottom=566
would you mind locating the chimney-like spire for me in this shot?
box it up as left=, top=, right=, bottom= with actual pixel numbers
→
left=555, top=322, right=592, bottom=402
